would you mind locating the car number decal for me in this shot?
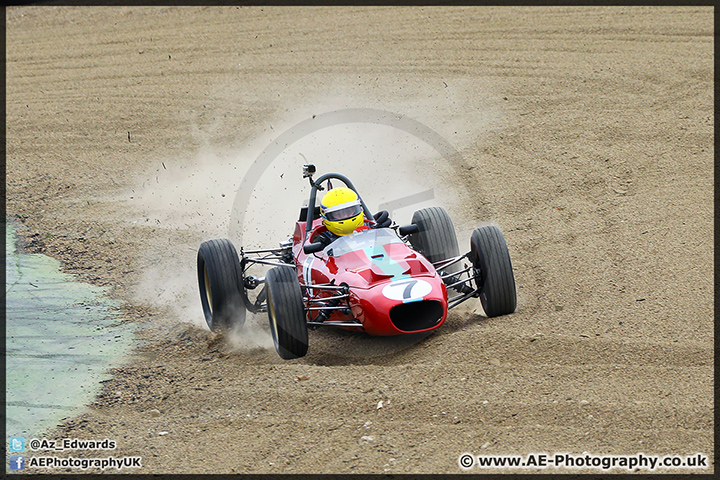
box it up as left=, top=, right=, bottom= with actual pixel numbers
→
left=381, top=278, right=432, bottom=303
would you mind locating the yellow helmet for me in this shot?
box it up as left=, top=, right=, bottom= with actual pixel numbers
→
left=320, top=187, right=364, bottom=236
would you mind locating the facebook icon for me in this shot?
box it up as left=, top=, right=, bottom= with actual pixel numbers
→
left=9, top=455, right=25, bottom=470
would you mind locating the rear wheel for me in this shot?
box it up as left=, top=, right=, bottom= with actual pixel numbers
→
left=265, top=266, right=308, bottom=359
left=197, top=239, right=246, bottom=333
left=469, top=225, right=516, bottom=317
left=409, top=207, right=460, bottom=272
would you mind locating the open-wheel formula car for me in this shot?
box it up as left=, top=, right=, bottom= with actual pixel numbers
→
left=197, top=165, right=516, bottom=359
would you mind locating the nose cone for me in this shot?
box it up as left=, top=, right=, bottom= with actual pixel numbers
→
left=350, top=276, right=447, bottom=335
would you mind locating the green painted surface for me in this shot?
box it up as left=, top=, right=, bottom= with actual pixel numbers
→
left=5, top=222, right=135, bottom=436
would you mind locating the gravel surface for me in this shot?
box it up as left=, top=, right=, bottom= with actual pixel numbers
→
left=5, top=5, right=713, bottom=474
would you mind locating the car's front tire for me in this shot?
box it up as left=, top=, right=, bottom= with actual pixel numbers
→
left=265, top=266, right=308, bottom=359
left=469, top=225, right=517, bottom=317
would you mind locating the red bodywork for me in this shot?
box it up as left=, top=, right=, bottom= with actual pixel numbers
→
left=292, top=218, right=448, bottom=335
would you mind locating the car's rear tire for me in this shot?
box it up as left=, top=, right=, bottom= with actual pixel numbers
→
left=469, top=225, right=516, bottom=317
left=265, top=266, right=308, bottom=359
left=409, top=206, right=460, bottom=272
left=197, top=239, right=246, bottom=333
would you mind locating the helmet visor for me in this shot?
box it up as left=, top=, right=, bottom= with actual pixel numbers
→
left=324, top=203, right=363, bottom=222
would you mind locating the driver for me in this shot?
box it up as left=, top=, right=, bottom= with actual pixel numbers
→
left=315, top=187, right=391, bottom=247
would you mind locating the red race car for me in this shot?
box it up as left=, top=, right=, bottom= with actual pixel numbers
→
left=197, top=165, right=516, bottom=359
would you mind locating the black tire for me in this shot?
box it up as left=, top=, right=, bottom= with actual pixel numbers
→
left=469, top=225, right=517, bottom=317
left=197, top=239, right=246, bottom=333
left=265, top=266, right=308, bottom=360
left=409, top=207, right=460, bottom=272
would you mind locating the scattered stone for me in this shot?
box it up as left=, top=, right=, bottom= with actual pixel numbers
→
left=297, top=375, right=309, bottom=381
left=377, top=400, right=384, bottom=409
left=489, top=358, right=501, bottom=366
left=481, top=442, right=490, bottom=449
left=148, top=409, right=161, bottom=418
left=158, top=431, right=169, bottom=436
left=360, top=436, right=374, bottom=442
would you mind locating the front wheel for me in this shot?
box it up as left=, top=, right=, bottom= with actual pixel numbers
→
left=265, top=267, right=308, bottom=359
left=197, top=239, right=246, bottom=333
left=469, top=225, right=517, bottom=317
